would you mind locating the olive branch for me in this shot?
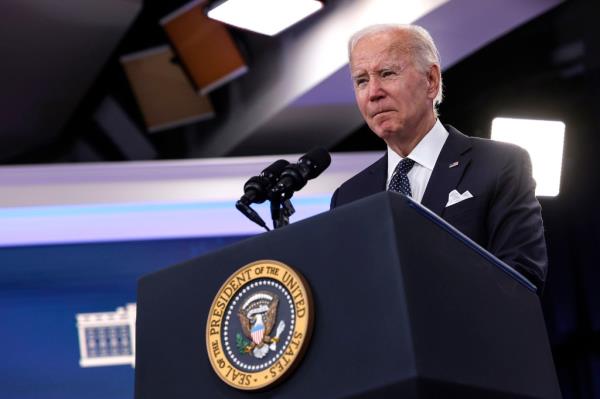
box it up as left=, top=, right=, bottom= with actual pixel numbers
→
left=236, top=333, right=252, bottom=354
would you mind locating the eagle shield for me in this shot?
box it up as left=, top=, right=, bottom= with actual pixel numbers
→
left=238, top=291, right=281, bottom=357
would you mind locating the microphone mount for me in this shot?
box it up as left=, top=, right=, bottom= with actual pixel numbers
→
left=235, top=149, right=331, bottom=230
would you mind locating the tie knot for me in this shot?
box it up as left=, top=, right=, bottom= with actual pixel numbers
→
left=388, top=158, right=415, bottom=196
left=395, top=158, right=415, bottom=175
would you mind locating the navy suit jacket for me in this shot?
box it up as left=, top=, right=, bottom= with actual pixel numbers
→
left=330, top=125, right=548, bottom=292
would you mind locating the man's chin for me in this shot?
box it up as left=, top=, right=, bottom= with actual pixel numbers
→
left=372, top=126, right=401, bottom=141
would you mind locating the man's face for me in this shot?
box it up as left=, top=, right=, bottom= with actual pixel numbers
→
left=350, top=31, right=437, bottom=144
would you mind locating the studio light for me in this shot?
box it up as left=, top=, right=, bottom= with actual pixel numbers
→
left=207, top=0, right=323, bottom=36
left=491, top=117, right=565, bottom=197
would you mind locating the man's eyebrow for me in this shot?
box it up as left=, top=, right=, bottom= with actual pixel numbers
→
left=351, top=70, right=367, bottom=80
left=379, top=63, right=401, bottom=70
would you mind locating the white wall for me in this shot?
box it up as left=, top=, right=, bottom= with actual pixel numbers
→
left=0, top=152, right=380, bottom=246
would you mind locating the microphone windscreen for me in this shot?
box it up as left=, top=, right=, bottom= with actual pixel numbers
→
left=261, top=159, right=289, bottom=181
left=301, top=148, right=331, bottom=179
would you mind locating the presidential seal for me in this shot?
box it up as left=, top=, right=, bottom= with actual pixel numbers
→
left=206, top=260, right=313, bottom=390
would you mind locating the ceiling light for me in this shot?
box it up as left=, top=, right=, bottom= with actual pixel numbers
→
left=207, top=0, right=323, bottom=36
left=491, top=117, right=565, bottom=197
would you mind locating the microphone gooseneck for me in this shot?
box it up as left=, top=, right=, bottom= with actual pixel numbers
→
left=235, top=149, right=331, bottom=230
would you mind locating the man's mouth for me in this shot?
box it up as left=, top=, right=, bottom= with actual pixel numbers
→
left=372, top=109, right=393, bottom=118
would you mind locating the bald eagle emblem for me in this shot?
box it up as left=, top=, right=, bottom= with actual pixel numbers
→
left=236, top=291, right=285, bottom=359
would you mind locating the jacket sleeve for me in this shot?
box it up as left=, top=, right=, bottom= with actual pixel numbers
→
left=486, top=146, right=548, bottom=293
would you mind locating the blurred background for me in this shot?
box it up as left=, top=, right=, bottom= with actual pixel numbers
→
left=1, top=0, right=599, bottom=398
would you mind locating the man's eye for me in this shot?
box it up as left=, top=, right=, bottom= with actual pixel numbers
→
left=381, top=70, right=396, bottom=78
left=355, top=79, right=367, bottom=87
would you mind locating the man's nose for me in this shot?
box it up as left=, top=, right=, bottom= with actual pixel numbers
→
left=368, top=78, right=385, bottom=102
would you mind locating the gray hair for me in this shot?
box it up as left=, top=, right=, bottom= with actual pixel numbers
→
left=348, top=24, right=444, bottom=111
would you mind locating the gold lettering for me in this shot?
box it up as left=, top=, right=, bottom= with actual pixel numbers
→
left=223, top=363, right=253, bottom=385
left=209, top=319, right=220, bottom=335
left=292, top=331, right=303, bottom=348
left=236, top=274, right=247, bottom=287
left=211, top=340, right=221, bottom=357
left=293, top=290, right=303, bottom=301
left=228, top=269, right=253, bottom=293
left=220, top=286, right=234, bottom=303
left=283, top=272, right=298, bottom=293
left=227, top=368, right=251, bottom=385
left=295, top=298, right=306, bottom=318
left=245, top=268, right=252, bottom=280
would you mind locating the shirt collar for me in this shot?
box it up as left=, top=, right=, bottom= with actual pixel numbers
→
left=387, top=119, right=449, bottom=174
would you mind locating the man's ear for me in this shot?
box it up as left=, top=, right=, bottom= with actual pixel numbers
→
left=426, top=64, right=441, bottom=99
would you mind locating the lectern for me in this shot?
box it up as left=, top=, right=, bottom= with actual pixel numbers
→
left=135, top=192, right=561, bottom=398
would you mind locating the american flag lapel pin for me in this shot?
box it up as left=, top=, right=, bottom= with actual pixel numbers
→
left=449, top=161, right=459, bottom=168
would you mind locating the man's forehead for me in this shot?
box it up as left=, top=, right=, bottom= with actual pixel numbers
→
left=351, top=32, right=411, bottom=65
left=350, top=44, right=410, bottom=73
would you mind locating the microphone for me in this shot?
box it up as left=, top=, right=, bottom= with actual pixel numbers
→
left=235, top=200, right=269, bottom=230
left=239, top=159, right=290, bottom=205
left=271, top=148, right=331, bottom=200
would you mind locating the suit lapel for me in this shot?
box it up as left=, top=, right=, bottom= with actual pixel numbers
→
left=364, top=153, right=388, bottom=194
left=421, top=125, right=473, bottom=216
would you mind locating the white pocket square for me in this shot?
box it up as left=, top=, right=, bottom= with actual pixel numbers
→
left=446, top=189, right=473, bottom=207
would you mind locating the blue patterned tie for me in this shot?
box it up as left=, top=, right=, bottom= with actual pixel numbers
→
left=388, top=158, right=415, bottom=196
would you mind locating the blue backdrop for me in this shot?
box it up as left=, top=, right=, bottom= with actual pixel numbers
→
left=0, top=236, right=248, bottom=399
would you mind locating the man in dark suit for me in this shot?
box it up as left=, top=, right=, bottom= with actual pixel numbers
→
left=330, top=24, right=547, bottom=292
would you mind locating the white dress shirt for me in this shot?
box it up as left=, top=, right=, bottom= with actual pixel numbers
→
left=386, top=120, right=449, bottom=204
